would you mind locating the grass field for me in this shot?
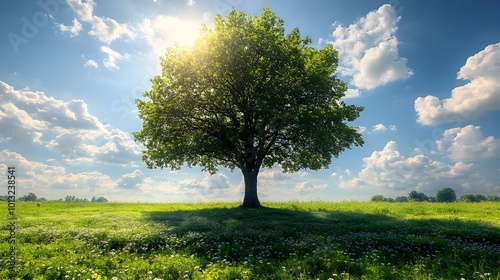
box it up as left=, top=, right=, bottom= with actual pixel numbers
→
left=1, top=201, right=500, bottom=279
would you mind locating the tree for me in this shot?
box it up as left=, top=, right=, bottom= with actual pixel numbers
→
left=134, top=8, right=363, bottom=208
left=459, top=194, right=486, bottom=202
left=395, top=196, right=408, bottom=202
left=371, top=194, right=386, bottom=202
left=436, top=187, right=456, bottom=202
left=91, top=196, right=108, bottom=202
left=21, top=192, right=38, bottom=202
left=486, top=195, right=500, bottom=202
left=408, top=191, right=428, bottom=202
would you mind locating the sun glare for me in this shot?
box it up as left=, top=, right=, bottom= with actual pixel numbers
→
left=169, top=18, right=203, bottom=47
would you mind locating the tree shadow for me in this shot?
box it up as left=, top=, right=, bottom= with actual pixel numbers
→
left=143, top=205, right=500, bottom=278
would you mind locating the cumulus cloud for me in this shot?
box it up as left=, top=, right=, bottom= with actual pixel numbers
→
left=0, top=81, right=141, bottom=166
left=415, top=42, right=500, bottom=125
left=66, top=0, right=134, bottom=43
left=294, top=181, right=327, bottom=193
left=178, top=173, right=230, bottom=195
left=339, top=141, right=494, bottom=195
left=343, top=88, right=361, bottom=99
left=329, top=4, right=412, bottom=90
left=0, top=150, right=116, bottom=199
left=372, top=123, right=397, bottom=132
left=58, top=18, right=82, bottom=37
left=100, top=46, right=129, bottom=70
left=0, top=81, right=106, bottom=141
left=436, top=125, right=500, bottom=162
left=117, top=169, right=144, bottom=189
left=84, top=59, right=98, bottom=68
left=0, top=102, right=45, bottom=143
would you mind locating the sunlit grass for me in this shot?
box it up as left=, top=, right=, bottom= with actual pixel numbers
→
left=1, top=201, right=499, bottom=279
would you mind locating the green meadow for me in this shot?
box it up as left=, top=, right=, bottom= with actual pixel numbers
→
left=1, top=201, right=500, bottom=279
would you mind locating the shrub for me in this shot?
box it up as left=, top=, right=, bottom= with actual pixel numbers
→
left=436, top=187, right=457, bottom=202
left=408, top=191, right=428, bottom=202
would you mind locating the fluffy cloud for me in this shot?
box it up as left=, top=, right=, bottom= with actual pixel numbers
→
left=343, top=88, right=361, bottom=99
left=117, top=169, right=144, bottom=189
left=329, top=4, right=412, bottom=90
left=100, top=46, right=129, bottom=70
left=58, top=18, right=82, bottom=37
left=0, top=102, right=45, bottom=143
left=0, top=81, right=106, bottom=140
left=0, top=150, right=116, bottom=199
left=89, top=129, right=141, bottom=165
left=339, top=141, right=497, bottom=195
left=294, top=181, right=327, bottom=193
left=437, top=125, right=500, bottom=162
left=0, top=81, right=141, bottom=166
left=415, top=42, right=500, bottom=125
left=372, top=123, right=397, bottom=132
left=84, top=59, right=98, bottom=68
left=140, top=15, right=203, bottom=56
left=178, top=173, right=231, bottom=195
left=66, top=0, right=134, bottom=43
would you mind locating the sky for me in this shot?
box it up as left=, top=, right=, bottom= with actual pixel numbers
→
left=1, top=0, right=499, bottom=202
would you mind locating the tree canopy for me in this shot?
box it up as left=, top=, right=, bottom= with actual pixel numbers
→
left=134, top=8, right=364, bottom=207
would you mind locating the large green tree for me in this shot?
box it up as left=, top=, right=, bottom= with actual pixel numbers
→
left=134, top=8, right=364, bottom=208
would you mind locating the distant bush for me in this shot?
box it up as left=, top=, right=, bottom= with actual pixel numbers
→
left=371, top=194, right=386, bottom=202
left=91, top=196, right=108, bottom=203
left=19, top=192, right=38, bottom=202
left=65, top=195, right=89, bottom=202
left=408, top=191, right=429, bottom=202
left=395, top=196, right=408, bottom=202
left=487, top=195, right=500, bottom=202
left=371, top=190, right=498, bottom=203
left=436, top=187, right=457, bottom=203
left=459, top=194, right=487, bottom=202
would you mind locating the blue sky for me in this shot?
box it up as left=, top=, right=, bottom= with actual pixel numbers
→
left=1, top=0, right=499, bottom=202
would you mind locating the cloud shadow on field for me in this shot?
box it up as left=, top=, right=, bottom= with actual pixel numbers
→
left=143, top=205, right=500, bottom=278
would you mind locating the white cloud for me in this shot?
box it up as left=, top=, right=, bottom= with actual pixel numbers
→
left=357, top=126, right=367, bottom=134
left=294, top=181, right=327, bottom=193
left=0, top=81, right=106, bottom=139
left=372, top=123, right=397, bottom=132
left=177, top=173, right=231, bottom=197
left=344, top=88, right=361, bottom=99
left=329, top=4, right=412, bottom=90
left=187, top=0, right=195, bottom=6
left=66, top=0, right=134, bottom=43
left=0, top=150, right=116, bottom=199
left=100, top=46, right=129, bottom=70
left=117, top=169, right=144, bottom=189
left=373, top=123, right=387, bottom=132
left=84, top=59, right=98, bottom=68
left=437, top=125, right=500, bottom=162
left=76, top=129, right=142, bottom=166
left=139, top=15, right=202, bottom=56
left=339, top=141, right=498, bottom=196
left=58, top=18, right=82, bottom=37
left=0, top=102, right=45, bottom=143
left=0, top=80, right=141, bottom=166
left=415, top=42, right=500, bottom=125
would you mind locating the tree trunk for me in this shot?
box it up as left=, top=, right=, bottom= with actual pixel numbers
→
left=241, top=168, right=261, bottom=208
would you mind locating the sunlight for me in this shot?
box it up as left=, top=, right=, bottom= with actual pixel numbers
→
left=171, top=19, right=203, bottom=47
left=141, top=15, right=204, bottom=56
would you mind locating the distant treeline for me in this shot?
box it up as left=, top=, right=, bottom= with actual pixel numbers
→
left=0, top=192, right=108, bottom=202
left=372, top=187, right=500, bottom=203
